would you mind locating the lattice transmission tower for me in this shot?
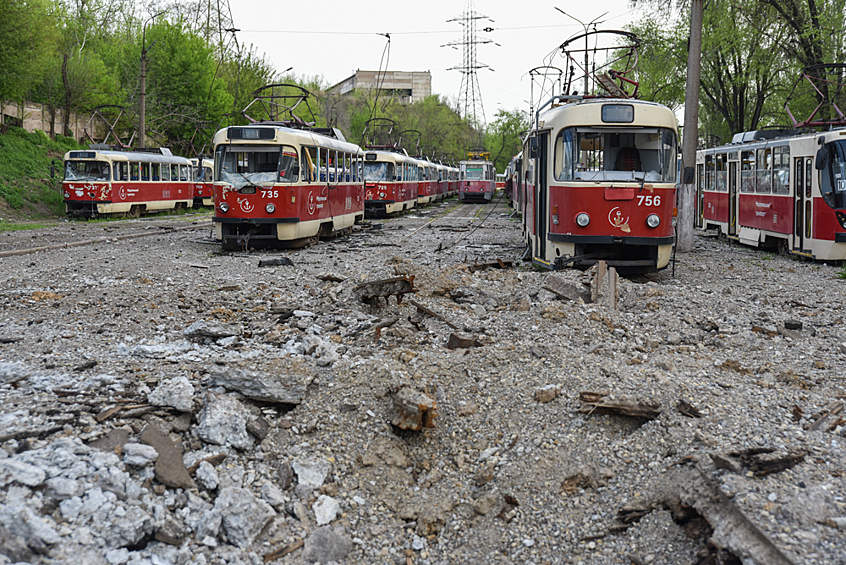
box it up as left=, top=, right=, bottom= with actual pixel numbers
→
left=190, top=0, right=239, bottom=54
left=444, top=0, right=495, bottom=126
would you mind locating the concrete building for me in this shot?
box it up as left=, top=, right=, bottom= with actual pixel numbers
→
left=328, top=71, right=432, bottom=103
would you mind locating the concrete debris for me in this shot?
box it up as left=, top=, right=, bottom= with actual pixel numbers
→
left=446, top=332, right=483, bottom=349
left=292, top=457, right=331, bottom=488
left=183, top=320, right=241, bottom=340
left=301, top=526, right=353, bottom=564
left=211, top=486, right=276, bottom=549
left=207, top=359, right=316, bottom=403
left=139, top=425, right=194, bottom=490
left=194, top=391, right=254, bottom=450
left=258, top=257, right=294, bottom=267
left=390, top=387, right=437, bottom=430
left=146, top=375, right=195, bottom=412
left=543, top=274, right=591, bottom=303
left=313, top=494, right=340, bottom=525
left=533, top=385, right=560, bottom=403
left=353, top=274, right=417, bottom=305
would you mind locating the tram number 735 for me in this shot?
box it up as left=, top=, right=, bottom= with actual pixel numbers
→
left=261, top=190, right=279, bottom=198
left=636, top=195, right=662, bottom=206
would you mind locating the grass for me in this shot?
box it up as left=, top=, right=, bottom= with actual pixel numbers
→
left=838, top=264, right=846, bottom=280
left=0, top=126, right=82, bottom=218
left=0, top=220, right=59, bottom=232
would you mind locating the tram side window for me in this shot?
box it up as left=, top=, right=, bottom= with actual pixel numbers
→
left=151, top=163, right=161, bottom=181
left=139, top=163, right=149, bottom=181
left=554, top=128, right=575, bottom=181
left=772, top=146, right=790, bottom=195
left=179, top=164, right=189, bottom=181
left=161, top=164, right=170, bottom=181
left=130, top=162, right=140, bottom=181
left=278, top=146, right=298, bottom=183
left=705, top=154, right=714, bottom=191
left=301, top=147, right=317, bottom=182
left=716, top=154, right=727, bottom=192
left=115, top=162, right=128, bottom=181
left=756, top=148, right=772, bottom=193
left=740, top=151, right=754, bottom=193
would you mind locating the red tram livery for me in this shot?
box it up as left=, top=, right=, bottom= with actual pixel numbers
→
left=459, top=149, right=496, bottom=202
left=212, top=125, right=364, bottom=249
left=696, top=129, right=846, bottom=260
left=63, top=148, right=194, bottom=218
left=362, top=149, right=418, bottom=217
left=523, top=96, right=679, bottom=271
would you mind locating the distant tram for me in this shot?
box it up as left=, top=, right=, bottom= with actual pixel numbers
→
left=696, top=129, right=846, bottom=260
left=459, top=148, right=496, bottom=202
left=523, top=96, right=679, bottom=271
left=362, top=149, right=418, bottom=217
left=190, top=157, right=214, bottom=207
left=212, top=125, right=364, bottom=249
left=62, top=148, right=193, bottom=218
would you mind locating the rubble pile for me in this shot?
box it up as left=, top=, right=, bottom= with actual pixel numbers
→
left=0, top=206, right=844, bottom=565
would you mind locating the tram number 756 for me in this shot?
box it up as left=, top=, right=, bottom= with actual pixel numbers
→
left=636, top=195, right=661, bottom=206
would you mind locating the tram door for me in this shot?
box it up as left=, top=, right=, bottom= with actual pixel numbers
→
left=534, top=133, right=549, bottom=260
left=728, top=159, right=738, bottom=236
left=793, top=157, right=813, bottom=250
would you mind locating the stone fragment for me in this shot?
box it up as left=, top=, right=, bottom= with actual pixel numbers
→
left=139, top=425, right=194, bottom=490
left=213, top=486, right=276, bottom=549
left=246, top=417, right=270, bottom=440
left=361, top=437, right=410, bottom=468
left=147, top=376, right=194, bottom=412
left=778, top=326, right=803, bottom=340
left=207, top=360, right=314, bottom=404
left=88, top=428, right=131, bottom=453
left=473, top=492, right=500, bottom=516
left=390, top=387, right=436, bottom=430
left=195, top=461, right=219, bottom=491
left=293, top=458, right=330, bottom=488
left=313, top=495, right=340, bottom=525
left=275, top=460, right=293, bottom=490
left=194, top=392, right=254, bottom=450
left=446, top=333, right=483, bottom=349
left=0, top=459, right=46, bottom=487
left=155, top=512, right=188, bottom=546
left=533, top=385, right=560, bottom=403
left=543, top=275, right=591, bottom=303
left=183, top=321, right=240, bottom=340
left=261, top=482, right=287, bottom=510
left=44, top=477, right=83, bottom=501
left=0, top=504, right=61, bottom=547
left=302, top=526, right=353, bottom=564
left=122, top=442, right=159, bottom=467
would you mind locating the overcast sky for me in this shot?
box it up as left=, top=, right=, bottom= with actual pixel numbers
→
left=228, top=0, right=642, bottom=123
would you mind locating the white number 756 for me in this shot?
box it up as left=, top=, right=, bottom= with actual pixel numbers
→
left=637, top=195, right=661, bottom=206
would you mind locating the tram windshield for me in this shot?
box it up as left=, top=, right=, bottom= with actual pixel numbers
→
left=363, top=162, right=395, bottom=182
left=215, top=145, right=298, bottom=188
left=464, top=167, right=484, bottom=180
left=820, top=140, right=846, bottom=209
left=553, top=127, right=677, bottom=183
left=64, top=161, right=112, bottom=182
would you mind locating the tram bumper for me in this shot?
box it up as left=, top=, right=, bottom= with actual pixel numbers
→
left=65, top=201, right=101, bottom=218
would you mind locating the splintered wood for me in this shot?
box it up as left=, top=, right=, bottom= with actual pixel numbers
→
left=578, top=392, right=661, bottom=419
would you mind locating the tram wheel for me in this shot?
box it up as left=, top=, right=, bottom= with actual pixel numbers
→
left=129, top=205, right=141, bottom=218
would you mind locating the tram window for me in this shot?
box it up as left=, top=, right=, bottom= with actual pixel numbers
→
left=278, top=146, right=298, bottom=183
left=756, top=148, right=772, bottom=193
left=161, top=164, right=170, bottom=181
left=115, top=162, right=128, bottom=181
left=819, top=140, right=846, bottom=209
left=139, top=162, right=149, bottom=181
left=772, top=146, right=789, bottom=195
left=301, top=147, right=317, bottom=182
left=363, top=161, right=394, bottom=182
left=715, top=154, right=727, bottom=192
left=150, top=163, right=160, bottom=181
left=705, top=154, right=714, bottom=191
left=130, top=162, right=140, bottom=181
left=805, top=158, right=812, bottom=198
left=740, top=151, right=755, bottom=193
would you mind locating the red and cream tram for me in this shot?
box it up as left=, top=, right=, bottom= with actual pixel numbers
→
left=459, top=149, right=496, bottom=202
left=416, top=158, right=438, bottom=206
left=523, top=96, right=679, bottom=271
left=211, top=125, right=364, bottom=249
left=696, top=129, right=846, bottom=259
left=63, top=148, right=194, bottom=218
left=363, top=149, right=418, bottom=217
left=190, top=157, right=214, bottom=207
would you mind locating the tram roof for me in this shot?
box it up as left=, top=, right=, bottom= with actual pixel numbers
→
left=536, top=98, right=677, bottom=132
left=63, top=149, right=191, bottom=164
left=212, top=124, right=363, bottom=154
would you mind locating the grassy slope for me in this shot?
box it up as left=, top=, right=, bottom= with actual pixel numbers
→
left=0, top=127, right=82, bottom=223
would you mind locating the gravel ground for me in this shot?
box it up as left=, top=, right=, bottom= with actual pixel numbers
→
left=0, top=198, right=844, bottom=565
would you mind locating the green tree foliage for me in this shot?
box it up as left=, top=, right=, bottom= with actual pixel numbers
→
left=0, top=0, right=57, bottom=103
left=483, top=109, right=529, bottom=173
left=143, top=20, right=233, bottom=154
left=630, top=0, right=795, bottom=145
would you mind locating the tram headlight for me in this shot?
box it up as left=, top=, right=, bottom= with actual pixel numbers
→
left=266, top=203, right=276, bottom=213
left=575, top=213, right=590, bottom=227
left=219, top=202, right=229, bottom=213
left=646, top=214, right=661, bottom=228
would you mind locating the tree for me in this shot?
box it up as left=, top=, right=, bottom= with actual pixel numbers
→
left=0, top=0, right=57, bottom=103
left=483, top=109, right=529, bottom=173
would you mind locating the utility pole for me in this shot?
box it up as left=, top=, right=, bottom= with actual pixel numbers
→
left=677, top=0, right=703, bottom=252
left=139, top=12, right=163, bottom=149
